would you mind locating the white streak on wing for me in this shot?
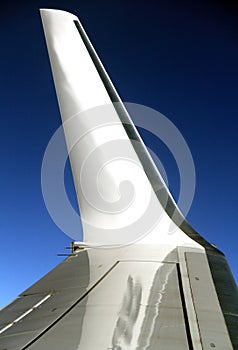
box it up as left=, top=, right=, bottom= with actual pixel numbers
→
left=0, top=294, right=51, bottom=335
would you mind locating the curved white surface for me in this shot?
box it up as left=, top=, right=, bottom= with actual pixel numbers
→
left=40, top=9, right=201, bottom=248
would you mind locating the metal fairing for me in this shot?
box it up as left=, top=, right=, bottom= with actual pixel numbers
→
left=0, top=9, right=237, bottom=350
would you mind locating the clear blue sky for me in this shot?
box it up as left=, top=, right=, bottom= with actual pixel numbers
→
left=0, top=0, right=237, bottom=308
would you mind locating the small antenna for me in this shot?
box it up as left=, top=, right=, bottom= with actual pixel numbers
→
left=56, top=253, right=77, bottom=257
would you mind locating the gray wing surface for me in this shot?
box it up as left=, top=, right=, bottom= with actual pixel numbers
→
left=0, top=246, right=236, bottom=349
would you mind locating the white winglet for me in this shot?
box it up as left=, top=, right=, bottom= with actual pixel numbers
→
left=40, top=9, right=201, bottom=248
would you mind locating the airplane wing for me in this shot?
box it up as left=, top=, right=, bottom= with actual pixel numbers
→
left=0, top=9, right=237, bottom=350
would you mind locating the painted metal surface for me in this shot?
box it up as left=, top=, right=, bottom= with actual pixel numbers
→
left=40, top=9, right=202, bottom=249
left=0, top=294, right=49, bottom=329
left=0, top=250, right=89, bottom=350
left=0, top=247, right=179, bottom=349
left=0, top=244, right=235, bottom=349
left=185, top=252, right=233, bottom=349
left=25, top=260, right=190, bottom=349
left=40, top=12, right=238, bottom=347
left=0, top=8, right=237, bottom=350
left=39, top=9, right=237, bottom=348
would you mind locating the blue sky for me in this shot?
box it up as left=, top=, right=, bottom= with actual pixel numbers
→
left=0, top=0, right=237, bottom=308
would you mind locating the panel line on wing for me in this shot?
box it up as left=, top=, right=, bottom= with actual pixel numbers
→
left=21, top=261, right=119, bottom=349
left=0, top=294, right=52, bottom=335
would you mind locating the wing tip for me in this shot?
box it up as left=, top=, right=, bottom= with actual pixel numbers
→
left=39, top=8, right=78, bottom=21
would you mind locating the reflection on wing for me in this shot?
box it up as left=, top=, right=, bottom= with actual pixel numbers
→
left=112, top=275, right=142, bottom=348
